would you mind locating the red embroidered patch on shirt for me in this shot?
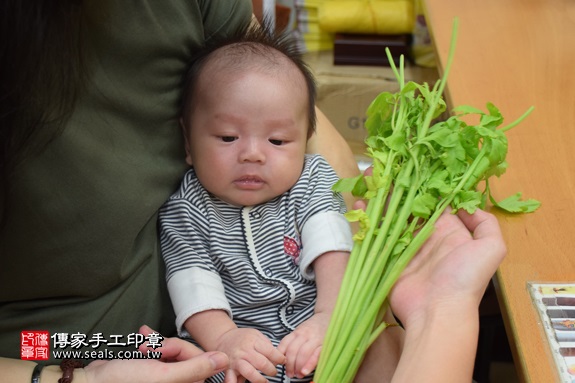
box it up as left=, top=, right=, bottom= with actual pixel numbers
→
left=284, top=236, right=301, bottom=264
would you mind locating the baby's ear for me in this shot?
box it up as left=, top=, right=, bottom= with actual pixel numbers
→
left=179, top=117, right=187, bottom=134
left=180, top=118, right=193, bottom=166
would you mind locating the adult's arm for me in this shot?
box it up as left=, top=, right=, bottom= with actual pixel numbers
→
left=0, top=353, right=226, bottom=383
left=353, top=209, right=505, bottom=382
left=307, top=108, right=360, bottom=209
left=388, top=209, right=506, bottom=382
left=0, top=359, right=38, bottom=383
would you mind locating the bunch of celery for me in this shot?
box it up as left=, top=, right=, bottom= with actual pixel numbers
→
left=313, top=19, right=539, bottom=383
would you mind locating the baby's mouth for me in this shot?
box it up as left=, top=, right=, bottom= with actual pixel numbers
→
left=234, top=175, right=265, bottom=188
left=236, top=175, right=263, bottom=182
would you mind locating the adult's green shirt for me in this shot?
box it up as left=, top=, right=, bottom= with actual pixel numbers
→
left=0, top=0, right=252, bottom=363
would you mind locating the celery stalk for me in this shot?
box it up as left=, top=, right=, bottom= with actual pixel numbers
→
left=313, top=17, right=539, bottom=383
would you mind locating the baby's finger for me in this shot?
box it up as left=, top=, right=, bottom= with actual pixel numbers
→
left=298, top=346, right=321, bottom=378
left=286, top=338, right=320, bottom=378
left=243, top=349, right=278, bottom=378
left=235, top=359, right=269, bottom=383
left=281, top=337, right=301, bottom=377
left=277, top=333, right=293, bottom=354
left=224, top=368, right=239, bottom=383
left=255, top=341, right=286, bottom=366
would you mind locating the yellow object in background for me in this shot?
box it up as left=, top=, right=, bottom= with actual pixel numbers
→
left=294, top=0, right=335, bottom=52
left=318, top=0, right=414, bottom=35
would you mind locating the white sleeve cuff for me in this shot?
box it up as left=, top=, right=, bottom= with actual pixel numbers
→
left=167, top=267, right=232, bottom=337
left=299, top=211, right=353, bottom=280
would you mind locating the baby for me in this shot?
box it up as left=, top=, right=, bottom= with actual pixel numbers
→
left=159, top=24, right=353, bottom=383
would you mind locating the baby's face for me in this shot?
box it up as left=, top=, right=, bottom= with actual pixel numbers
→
left=184, top=66, right=309, bottom=207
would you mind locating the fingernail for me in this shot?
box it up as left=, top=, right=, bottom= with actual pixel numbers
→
left=209, top=352, right=228, bottom=370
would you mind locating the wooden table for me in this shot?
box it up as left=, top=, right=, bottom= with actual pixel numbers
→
left=423, top=0, right=575, bottom=381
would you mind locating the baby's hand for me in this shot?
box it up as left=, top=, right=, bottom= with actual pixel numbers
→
left=216, top=328, right=285, bottom=383
left=278, top=312, right=330, bottom=379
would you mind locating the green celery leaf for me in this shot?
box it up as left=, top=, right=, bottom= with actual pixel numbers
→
left=453, top=105, right=484, bottom=115
left=412, top=192, right=438, bottom=219
left=395, top=164, right=413, bottom=189
left=332, top=174, right=368, bottom=198
left=366, top=136, right=388, bottom=152
left=460, top=124, right=480, bottom=158
left=366, top=92, right=394, bottom=137
left=484, top=133, right=508, bottom=165
left=344, top=209, right=371, bottom=241
left=480, top=114, right=504, bottom=131
left=475, top=126, right=500, bottom=139
left=370, top=159, right=388, bottom=189
left=391, top=231, right=412, bottom=256
left=383, top=131, right=408, bottom=155
left=427, top=169, right=453, bottom=196
left=441, top=143, right=467, bottom=175
left=482, top=102, right=503, bottom=130
left=490, top=192, right=541, bottom=213
left=453, top=190, right=483, bottom=214
left=485, top=161, right=508, bottom=178
left=420, top=125, right=453, bottom=147
left=400, top=81, right=419, bottom=97
left=415, top=82, right=447, bottom=118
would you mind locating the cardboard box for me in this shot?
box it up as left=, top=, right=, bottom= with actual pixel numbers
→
left=304, top=50, right=438, bottom=157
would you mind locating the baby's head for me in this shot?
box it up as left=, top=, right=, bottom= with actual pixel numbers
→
left=180, top=23, right=317, bottom=207
left=181, top=22, right=317, bottom=139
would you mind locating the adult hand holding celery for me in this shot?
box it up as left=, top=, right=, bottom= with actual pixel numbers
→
left=312, top=18, right=540, bottom=383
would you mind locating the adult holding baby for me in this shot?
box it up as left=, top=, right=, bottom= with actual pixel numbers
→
left=0, top=1, right=505, bottom=382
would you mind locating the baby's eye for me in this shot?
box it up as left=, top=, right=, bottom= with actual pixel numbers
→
left=269, top=139, right=284, bottom=146
left=220, top=136, right=237, bottom=143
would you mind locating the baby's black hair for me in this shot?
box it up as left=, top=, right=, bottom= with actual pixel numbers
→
left=180, top=20, right=317, bottom=138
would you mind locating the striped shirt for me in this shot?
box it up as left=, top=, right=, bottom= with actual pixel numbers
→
left=159, top=154, right=353, bottom=382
